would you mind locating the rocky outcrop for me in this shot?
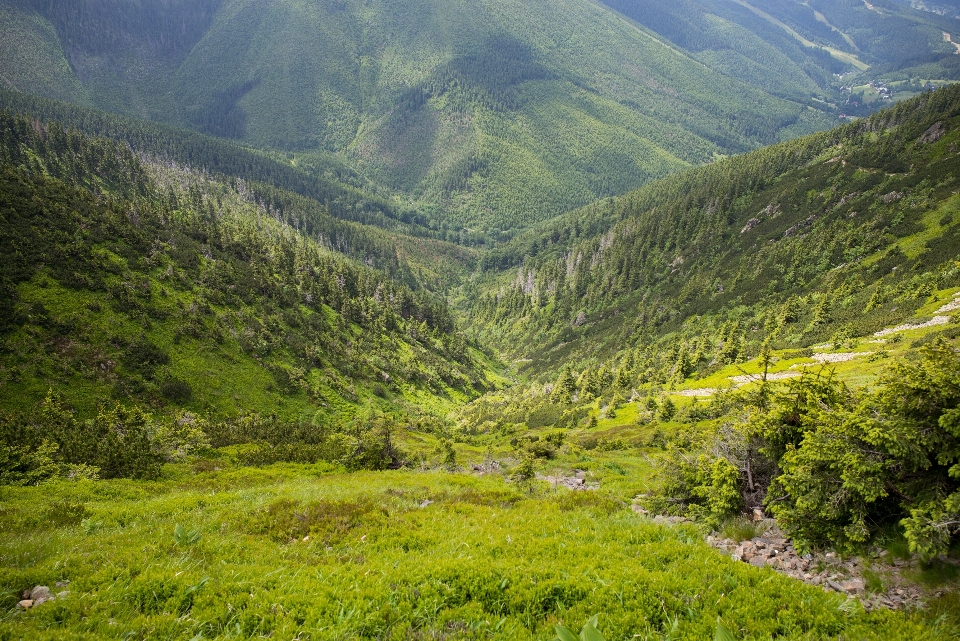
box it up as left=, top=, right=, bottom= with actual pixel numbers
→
left=707, top=527, right=928, bottom=610
left=919, top=121, right=945, bottom=144
left=540, top=470, right=599, bottom=491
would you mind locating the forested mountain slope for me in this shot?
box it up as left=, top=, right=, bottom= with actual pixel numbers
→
left=0, top=89, right=454, bottom=244
left=0, top=0, right=847, bottom=230
left=0, top=111, right=495, bottom=453
left=465, top=85, right=960, bottom=382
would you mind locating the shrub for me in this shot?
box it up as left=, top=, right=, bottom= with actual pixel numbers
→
left=159, top=377, right=193, bottom=403
left=42, top=393, right=162, bottom=479
left=0, top=439, right=59, bottom=486
left=153, top=412, right=210, bottom=462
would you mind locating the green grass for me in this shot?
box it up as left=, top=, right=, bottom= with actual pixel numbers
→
left=0, top=465, right=951, bottom=640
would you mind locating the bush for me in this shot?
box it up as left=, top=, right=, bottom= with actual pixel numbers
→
left=644, top=344, right=960, bottom=559
left=153, top=412, right=210, bottom=461
left=0, top=439, right=59, bottom=486
left=0, top=393, right=163, bottom=482
left=159, top=377, right=193, bottom=403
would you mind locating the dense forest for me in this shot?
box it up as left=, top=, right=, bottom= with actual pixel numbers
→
left=0, top=0, right=847, bottom=230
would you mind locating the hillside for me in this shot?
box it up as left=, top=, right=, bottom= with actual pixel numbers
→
left=0, top=110, right=504, bottom=474
left=0, top=0, right=850, bottom=230
left=443, top=85, right=960, bottom=580
left=466, top=84, right=960, bottom=378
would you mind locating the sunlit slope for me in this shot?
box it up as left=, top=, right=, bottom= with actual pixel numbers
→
left=0, top=111, right=494, bottom=425
left=465, top=85, right=960, bottom=379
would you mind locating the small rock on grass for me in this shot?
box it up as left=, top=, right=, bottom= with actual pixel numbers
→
left=30, top=586, right=53, bottom=606
left=18, top=586, right=56, bottom=609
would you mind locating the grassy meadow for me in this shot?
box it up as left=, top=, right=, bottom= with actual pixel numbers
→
left=1, top=462, right=954, bottom=641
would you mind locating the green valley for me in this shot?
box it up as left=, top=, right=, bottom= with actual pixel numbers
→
left=3, top=3, right=960, bottom=640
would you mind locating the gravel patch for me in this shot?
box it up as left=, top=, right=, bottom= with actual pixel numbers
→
left=936, top=296, right=960, bottom=314
left=810, top=352, right=869, bottom=363
left=729, top=371, right=801, bottom=384
left=676, top=388, right=717, bottom=397
left=874, top=316, right=951, bottom=337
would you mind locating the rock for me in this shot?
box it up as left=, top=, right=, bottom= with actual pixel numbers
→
left=631, top=504, right=649, bottom=515
left=30, top=586, right=53, bottom=606
left=18, top=600, right=34, bottom=609
left=750, top=557, right=767, bottom=568
left=57, top=591, right=69, bottom=599
left=841, top=579, right=865, bottom=594
left=920, top=121, right=945, bottom=144
left=419, top=500, right=433, bottom=508
left=55, top=580, right=70, bottom=589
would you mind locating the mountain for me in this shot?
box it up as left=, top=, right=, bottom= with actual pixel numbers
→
left=0, top=0, right=888, bottom=231
left=465, top=83, right=960, bottom=381
left=600, top=0, right=960, bottom=92
left=2, top=37, right=960, bottom=639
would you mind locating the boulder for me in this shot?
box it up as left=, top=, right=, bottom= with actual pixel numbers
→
left=30, top=586, right=53, bottom=606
